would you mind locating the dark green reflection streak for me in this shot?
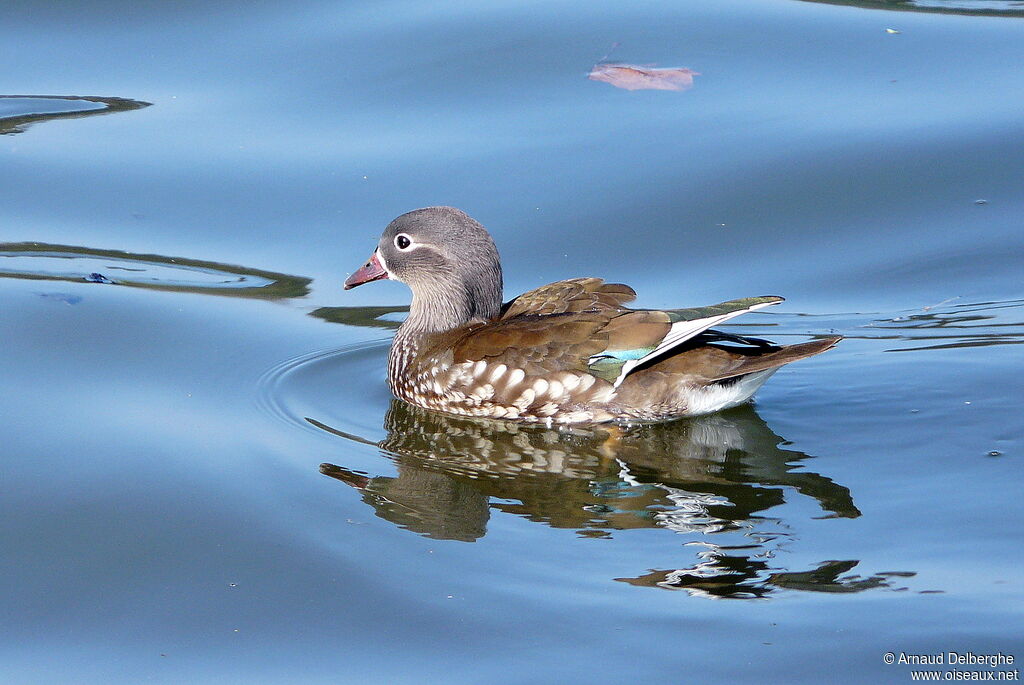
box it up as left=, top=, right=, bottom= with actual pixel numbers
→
left=0, top=95, right=150, bottom=135
left=312, top=305, right=406, bottom=330
left=797, top=0, right=1024, bottom=17
left=0, top=242, right=311, bottom=299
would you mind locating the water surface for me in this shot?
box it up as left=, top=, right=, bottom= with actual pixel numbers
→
left=1, top=1, right=1022, bottom=683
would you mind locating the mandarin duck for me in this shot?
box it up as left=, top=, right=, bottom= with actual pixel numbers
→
left=344, top=207, right=839, bottom=424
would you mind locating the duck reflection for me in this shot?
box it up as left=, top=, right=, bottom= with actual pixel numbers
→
left=618, top=556, right=909, bottom=599
left=317, top=401, right=909, bottom=596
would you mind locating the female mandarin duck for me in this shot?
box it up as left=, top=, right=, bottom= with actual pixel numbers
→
left=344, top=207, right=840, bottom=425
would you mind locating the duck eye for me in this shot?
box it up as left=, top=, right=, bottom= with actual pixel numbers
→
left=395, top=234, right=412, bottom=250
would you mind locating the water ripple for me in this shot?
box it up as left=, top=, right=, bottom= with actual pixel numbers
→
left=0, top=243, right=311, bottom=299
left=255, top=339, right=391, bottom=437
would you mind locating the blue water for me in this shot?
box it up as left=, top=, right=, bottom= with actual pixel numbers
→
left=2, top=1, right=1022, bottom=683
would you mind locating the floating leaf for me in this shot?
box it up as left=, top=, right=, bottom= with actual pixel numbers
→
left=588, top=63, right=699, bottom=91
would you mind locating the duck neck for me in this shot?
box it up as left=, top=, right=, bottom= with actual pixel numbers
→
left=389, top=254, right=503, bottom=383
left=400, top=272, right=502, bottom=336
left=403, top=284, right=475, bottom=336
left=388, top=283, right=466, bottom=387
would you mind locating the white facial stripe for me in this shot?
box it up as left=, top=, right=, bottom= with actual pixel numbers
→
left=375, top=248, right=393, bottom=277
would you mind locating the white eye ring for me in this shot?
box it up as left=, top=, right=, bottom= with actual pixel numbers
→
left=394, top=233, right=413, bottom=250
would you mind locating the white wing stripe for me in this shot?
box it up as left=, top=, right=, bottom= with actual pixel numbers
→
left=611, top=300, right=780, bottom=388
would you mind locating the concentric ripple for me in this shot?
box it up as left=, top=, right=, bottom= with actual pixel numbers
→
left=256, top=339, right=394, bottom=440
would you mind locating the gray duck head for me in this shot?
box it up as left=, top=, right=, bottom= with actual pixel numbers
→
left=344, top=207, right=504, bottom=333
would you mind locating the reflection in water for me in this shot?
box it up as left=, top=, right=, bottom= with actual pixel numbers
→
left=317, top=401, right=912, bottom=598
left=620, top=558, right=911, bottom=599
left=797, top=0, right=1024, bottom=17
left=311, top=305, right=406, bottom=330
left=0, top=95, right=150, bottom=135
left=0, top=242, right=311, bottom=299
left=858, top=299, right=1024, bottom=352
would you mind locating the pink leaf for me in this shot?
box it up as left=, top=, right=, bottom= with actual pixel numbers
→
left=588, top=63, right=700, bottom=92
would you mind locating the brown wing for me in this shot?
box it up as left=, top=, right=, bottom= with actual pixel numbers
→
left=452, top=312, right=608, bottom=376
left=448, top=309, right=671, bottom=377
left=628, top=336, right=842, bottom=384
left=500, top=278, right=636, bottom=319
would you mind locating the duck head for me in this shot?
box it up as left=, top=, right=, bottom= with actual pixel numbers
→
left=344, top=206, right=504, bottom=332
